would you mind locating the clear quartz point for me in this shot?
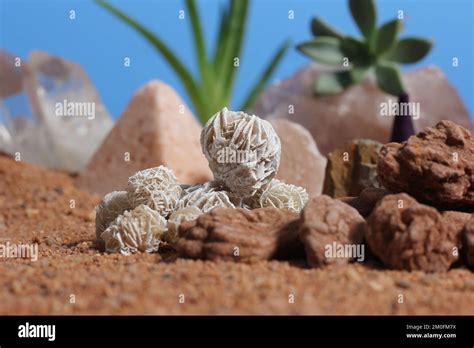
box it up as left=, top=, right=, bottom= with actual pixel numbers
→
left=0, top=50, right=113, bottom=172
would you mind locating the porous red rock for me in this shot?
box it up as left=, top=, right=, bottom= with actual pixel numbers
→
left=76, top=80, right=212, bottom=195
left=270, top=119, right=326, bottom=196
left=377, top=120, right=474, bottom=210
left=441, top=211, right=472, bottom=250
left=339, top=187, right=389, bottom=218
left=299, top=195, right=365, bottom=267
left=176, top=208, right=302, bottom=262
left=365, top=193, right=458, bottom=272
left=463, top=218, right=474, bottom=267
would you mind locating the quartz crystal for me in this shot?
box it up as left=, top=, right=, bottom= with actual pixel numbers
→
left=0, top=50, right=113, bottom=171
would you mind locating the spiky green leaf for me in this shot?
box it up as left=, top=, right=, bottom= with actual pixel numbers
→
left=385, top=37, right=433, bottom=64
left=314, top=71, right=353, bottom=95
left=375, top=19, right=401, bottom=55
left=94, top=0, right=205, bottom=119
left=220, top=0, right=248, bottom=95
left=297, top=37, right=345, bottom=66
left=349, top=0, right=377, bottom=40
left=185, top=0, right=209, bottom=85
left=310, top=17, right=344, bottom=39
left=240, top=41, right=289, bottom=111
left=375, top=61, right=406, bottom=96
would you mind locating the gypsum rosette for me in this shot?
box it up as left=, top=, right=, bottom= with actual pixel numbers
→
left=127, top=166, right=182, bottom=217
left=177, top=181, right=235, bottom=213
left=100, top=204, right=168, bottom=255
left=200, top=107, right=281, bottom=199
left=246, top=179, right=309, bottom=213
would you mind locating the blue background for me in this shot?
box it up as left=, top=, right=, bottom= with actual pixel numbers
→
left=1, top=0, right=473, bottom=120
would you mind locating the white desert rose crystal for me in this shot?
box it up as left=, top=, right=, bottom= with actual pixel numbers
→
left=127, top=166, right=181, bottom=217
left=95, top=191, right=132, bottom=242
left=200, top=107, right=281, bottom=198
left=100, top=204, right=168, bottom=255
left=250, top=179, right=309, bottom=213
left=166, top=206, right=202, bottom=244
left=178, top=181, right=235, bottom=213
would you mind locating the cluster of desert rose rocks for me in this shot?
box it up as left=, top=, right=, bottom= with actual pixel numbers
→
left=95, top=108, right=309, bottom=255
left=96, top=109, right=473, bottom=273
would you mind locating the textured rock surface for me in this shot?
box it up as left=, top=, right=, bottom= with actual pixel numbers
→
left=323, top=139, right=382, bottom=198
left=464, top=218, right=474, bottom=267
left=166, top=206, right=202, bottom=244
left=339, top=187, right=389, bottom=218
left=299, top=195, right=365, bottom=267
left=95, top=191, right=132, bottom=247
left=366, top=194, right=458, bottom=272
left=441, top=211, right=472, bottom=251
left=127, top=166, right=181, bottom=217
left=77, top=80, right=212, bottom=195
left=177, top=181, right=235, bottom=212
left=101, top=204, right=168, bottom=255
left=245, top=179, right=309, bottom=213
left=201, top=108, right=281, bottom=198
left=250, top=64, right=473, bottom=155
left=177, top=208, right=301, bottom=262
left=0, top=50, right=113, bottom=171
left=271, top=119, right=326, bottom=196
left=377, top=121, right=474, bottom=209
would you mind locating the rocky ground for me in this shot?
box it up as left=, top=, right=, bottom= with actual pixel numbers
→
left=1, top=154, right=474, bottom=315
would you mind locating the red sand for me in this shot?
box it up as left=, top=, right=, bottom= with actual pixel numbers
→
left=1, top=154, right=474, bottom=315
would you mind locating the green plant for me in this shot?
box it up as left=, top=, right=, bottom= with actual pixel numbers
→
left=96, top=0, right=289, bottom=124
left=296, top=0, right=433, bottom=142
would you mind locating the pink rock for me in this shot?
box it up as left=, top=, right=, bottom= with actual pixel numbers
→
left=250, top=64, right=473, bottom=155
left=270, top=119, right=326, bottom=196
left=0, top=51, right=22, bottom=97
left=77, top=80, right=212, bottom=195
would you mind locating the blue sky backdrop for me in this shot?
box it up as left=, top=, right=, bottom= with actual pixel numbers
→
left=1, top=0, right=473, bottom=119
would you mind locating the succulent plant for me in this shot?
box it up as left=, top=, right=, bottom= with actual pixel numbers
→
left=96, top=0, right=289, bottom=125
left=297, top=0, right=433, bottom=142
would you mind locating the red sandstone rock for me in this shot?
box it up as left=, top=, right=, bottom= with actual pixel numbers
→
left=176, top=208, right=302, bottom=262
left=377, top=120, right=474, bottom=210
left=299, top=195, right=365, bottom=267
left=366, top=194, right=458, bottom=272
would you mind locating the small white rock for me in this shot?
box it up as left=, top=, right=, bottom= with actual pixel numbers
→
left=101, top=204, right=168, bottom=255
left=95, top=191, right=132, bottom=242
left=200, top=107, right=281, bottom=198
left=127, top=166, right=181, bottom=217
left=177, top=181, right=235, bottom=213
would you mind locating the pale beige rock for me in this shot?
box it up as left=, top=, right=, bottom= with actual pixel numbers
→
left=271, top=119, right=326, bottom=196
left=77, top=81, right=212, bottom=195
left=250, top=64, right=473, bottom=155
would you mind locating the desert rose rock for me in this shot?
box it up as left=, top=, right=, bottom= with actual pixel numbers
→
left=366, top=194, right=458, bottom=272
left=377, top=121, right=474, bottom=210
left=299, top=195, right=365, bottom=268
left=270, top=119, right=326, bottom=196
left=177, top=208, right=302, bottom=262
left=250, top=64, right=473, bottom=155
left=77, top=81, right=212, bottom=195
left=339, top=187, right=389, bottom=218
left=323, top=139, right=382, bottom=198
